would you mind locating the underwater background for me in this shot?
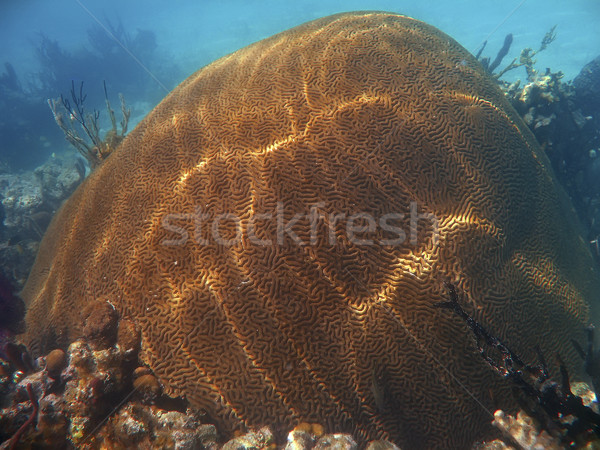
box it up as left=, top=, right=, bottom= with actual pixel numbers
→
left=1, top=1, right=600, bottom=449
left=1, top=0, right=599, bottom=170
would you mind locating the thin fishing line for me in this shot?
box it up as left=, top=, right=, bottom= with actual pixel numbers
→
left=80, top=385, right=139, bottom=444
left=378, top=300, right=495, bottom=418
left=74, top=0, right=170, bottom=93
left=344, top=267, right=495, bottom=419
left=474, top=0, right=528, bottom=54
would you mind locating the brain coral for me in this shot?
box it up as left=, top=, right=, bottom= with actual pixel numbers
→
left=21, top=11, right=600, bottom=449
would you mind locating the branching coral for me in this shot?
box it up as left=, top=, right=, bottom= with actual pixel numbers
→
left=478, top=26, right=557, bottom=81
left=477, top=34, right=513, bottom=74
left=47, top=80, right=130, bottom=169
left=497, top=26, right=557, bottom=81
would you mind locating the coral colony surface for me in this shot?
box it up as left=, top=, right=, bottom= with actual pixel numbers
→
left=1, top=11, right=600, bottom=450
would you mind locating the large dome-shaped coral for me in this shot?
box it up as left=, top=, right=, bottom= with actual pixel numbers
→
left=21, top=12, right=600, bottom=449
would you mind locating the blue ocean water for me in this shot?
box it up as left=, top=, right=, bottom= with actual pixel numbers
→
left=1, top=3, right=600, bottom=448
left=0, top=0, right=599, bottom=169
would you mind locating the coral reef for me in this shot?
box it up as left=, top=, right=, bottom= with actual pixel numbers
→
left=437, top=283, right=600, bottom=447
left=3, top=382, right=40, bottom=450
left=480, top=410, right=563, bottom=449
left=476, top=33, right=513, bottom=75
left=478, top=27, right=557, bottom=80
left=221, top=426, right=275, bottom=450
left=574, top=56, right=600, bottom=115
left=1, top=16, right=180, bottom=172
left=0, top=154, right=84, bottom=288
left=44, top=349, right=67, bottom=379
left=477, top=33, right=600, bottom=258
left=312, top=434, right=357, bottom=450
left=474, top=21, right=600, bottom=260
left=101, top=403, right=218, bottom=449
left=0, top=303, right=214, bottom=448
left=48, top=81, right=131, bottom=169
left=0, top=348, right=203, bottom=448
left=0, top=313, right=399, bottom=449
left=18, top=12, right=600, bottom=449
left=81, top=299, right=120, bottom=350
left=572, top=56, right=600, bottom=252
left=497, top=56, right=600, bottom=262
left=476, top=394, right=600, bottom=450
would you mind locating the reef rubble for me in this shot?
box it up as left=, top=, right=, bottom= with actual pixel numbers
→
left=0, top=298, right=400, bottom=449
left=2, top=289, right=599, bottom=449
left=0, top=153, right=85, bottom=289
